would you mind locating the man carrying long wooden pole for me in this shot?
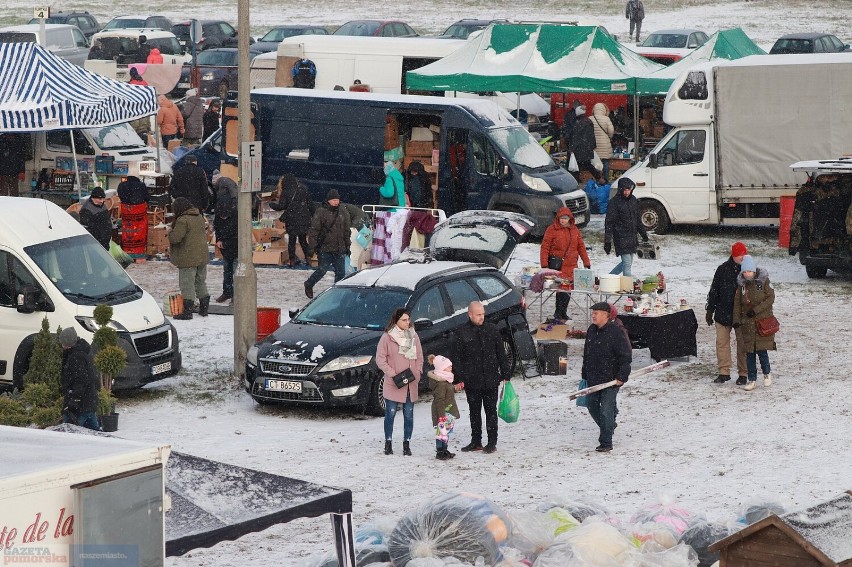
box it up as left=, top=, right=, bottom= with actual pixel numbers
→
left=581, top=302, right=632, bottom=453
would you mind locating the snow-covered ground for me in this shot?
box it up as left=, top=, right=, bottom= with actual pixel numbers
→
left=118, top=213, right=852, bottom=565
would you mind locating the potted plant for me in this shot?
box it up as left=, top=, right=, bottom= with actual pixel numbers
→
left=91, top=304, right=126, bottom=432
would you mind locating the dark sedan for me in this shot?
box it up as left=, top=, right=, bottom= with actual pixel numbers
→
left=251, top=25, right=328, bottom=54
left=245, top=211, right=537, bottom=415
left=174, top=48, right=258, bottom=97
left=333, top=20, right=417, bottom=37
left=770, top=32, right=849, bottom=54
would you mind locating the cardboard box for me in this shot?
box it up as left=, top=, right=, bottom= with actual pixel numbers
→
left=410, top=127, right=434, bottom=141
left=167, top=139, right=182, bottom=153
left=252, top=228, right=275, bottom=244
left=252, top=249, right=284, bottom=265
left=405, top=140, right=435, bottom=157
left=535, top=322, right=570, bottom=340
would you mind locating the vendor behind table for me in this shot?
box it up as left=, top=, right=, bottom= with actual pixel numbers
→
left=539, top=206, right=590, bottom=321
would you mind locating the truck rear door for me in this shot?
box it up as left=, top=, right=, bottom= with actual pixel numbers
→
left=648, top=128, right=712, bottom=222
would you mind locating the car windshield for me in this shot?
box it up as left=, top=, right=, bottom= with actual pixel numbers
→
left=642, top=33, right=688, bottom=48
left=261, top=28, right=307, bottom=42
left=771, top=38, right=813, bottom=53
left=334, top=21, right=380, bottom=36
left=198, top=50, right=237, bottom=65
left=488, top=126, right=555, bottom=170
left=294, top=287, right=410, bottom=329
left=83, top=123, right=146, bottom=150
left=104, top=18, right=146, bottom=30
left=442, top=23, right=482, bottom=39
left=25, top=235, right=138, bottom=305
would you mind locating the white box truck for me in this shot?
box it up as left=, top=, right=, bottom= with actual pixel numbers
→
left=620, top=53, right=852, bottom=233
left=0, top=197, right=181, bottom=391
left=0, top=426, right=170, bottom=567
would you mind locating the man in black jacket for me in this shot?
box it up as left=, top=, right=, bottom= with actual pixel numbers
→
left=60, top=327, right=101, bottom=431
left=706, top=242, right=748, bottom=384
left=79, top=187, right=112, bottom=249
left=452, top=301, right=510, bottom=454
left=581, top=302, right=632, bottom=452
left=213, top=176, right=238, bottom=303
left=170, top=155, right=210, bottom=212
left=604, top=177, right=648, bottom=276
left=568, top=105, right=605, bottom=184
left=304, top=189, right=351, bottom=298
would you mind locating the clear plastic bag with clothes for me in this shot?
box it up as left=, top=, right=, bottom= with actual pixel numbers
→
left=622, top=543, right=699, bottom=567
left=494, top=547, right=533, bottom=567
left=506, top=510, right=561, bottom=560
left=536, top=495, right=609, bottom=523
left=678, top=521, right=729, bottom=567
left=544, top=507, right=580, bottom=536
left=736, top=499, right=786, bottom=526
left=627, top=521, right=680, bottom=551
left=630, top=496, right=704, bottom=536
left=555, top=518, right=635, bottom=566
left=388, top=493, right=511, bottom=567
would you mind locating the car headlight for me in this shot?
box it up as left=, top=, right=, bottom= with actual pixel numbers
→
left=75, top=317, right=128, bottom=334
left=321, top=355, right=372, bottom=373
left=246, top=345, right=259, bottom=367
left=331, top=385, right=360, bottom=397
left=522, top=173, right=551, bottom=192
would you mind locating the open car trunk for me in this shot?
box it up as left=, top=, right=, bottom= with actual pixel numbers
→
left=429, top=210, right=535, bottom=270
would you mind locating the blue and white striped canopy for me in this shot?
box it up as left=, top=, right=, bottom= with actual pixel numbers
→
left=0, top=42, right=158, bottom=131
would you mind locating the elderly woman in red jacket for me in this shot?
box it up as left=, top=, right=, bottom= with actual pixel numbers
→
left=540, top=207, right=591, bottom=320
left=376, top=308, right=423, bottom=457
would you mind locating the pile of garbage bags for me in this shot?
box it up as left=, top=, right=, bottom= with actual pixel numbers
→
left=301, top=493, right=787, bottom=567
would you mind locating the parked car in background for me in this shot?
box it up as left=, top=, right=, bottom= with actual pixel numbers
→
left=0, top=24, right=89, bottom=66
left=100, top=15, right=173, bottom=32
left=245, top=211, right=536, bottom=414
left=171, top=19, right=253, bottom=52
left=251, top=25, right=328, bottom=54
left=770, top=32, right=849, bottom=54
left=634, top=28, right=709, bottom=65
left=88, top=30, right=189, bottom=65
left=437, top=19, right=508, bottom=39
left=27, top=11, right=100, bottom=39
left=333, top=20, right=418, bottom=37
left=174, top=48, right=258, bottom=97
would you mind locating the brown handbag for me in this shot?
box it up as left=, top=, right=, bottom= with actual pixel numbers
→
left=756, top=316, right=780, bottom=337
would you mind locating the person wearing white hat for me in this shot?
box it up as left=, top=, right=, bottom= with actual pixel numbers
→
left=181, top=89, right=204, bottom=146
left=732, top=255, right=777, bottom=391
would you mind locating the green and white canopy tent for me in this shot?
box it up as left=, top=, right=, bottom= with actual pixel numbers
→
left=406, top=24, right=664, bottom=95
left=635, top=28, right=766, bottom=96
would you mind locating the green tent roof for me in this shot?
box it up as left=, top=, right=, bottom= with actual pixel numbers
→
left=406, top=24, right=664, bottom=95
left=635, top=28, right=766, bottom=95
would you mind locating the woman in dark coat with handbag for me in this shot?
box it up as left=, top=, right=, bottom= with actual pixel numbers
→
left=539, top=207, right=591, bottom=320
left=375, top=308, right=423, bottom=457
left=270, top=174, right=316, bottom=267
left=732, top=255, right=776, bottom=391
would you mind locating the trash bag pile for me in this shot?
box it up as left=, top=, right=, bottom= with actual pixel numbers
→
left=301, top=493, right=787, bottom=567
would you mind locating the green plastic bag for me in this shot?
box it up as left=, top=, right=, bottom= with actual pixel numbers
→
left=497, top=381, right=520, bottom=423
left=109, top=240, right=133, bottom=269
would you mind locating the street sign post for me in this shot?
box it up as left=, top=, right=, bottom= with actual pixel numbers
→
left=33, top=7, right=50, bottom=18
left=240, top=141, right=262, bottom=193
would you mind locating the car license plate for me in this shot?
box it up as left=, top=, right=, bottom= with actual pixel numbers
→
left=266, top=380, right=302, bottom=393
left=151, top=361, right=172, bottom=375
left=177, top=82, right=190, bottom=88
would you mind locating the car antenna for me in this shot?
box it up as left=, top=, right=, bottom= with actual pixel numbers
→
left=44, top=199, right=53, bottom=230
left=370, top=261, right=397, bottom=288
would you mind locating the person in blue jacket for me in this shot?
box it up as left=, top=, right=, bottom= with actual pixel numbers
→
left=581, top=302, right=633, bottom=453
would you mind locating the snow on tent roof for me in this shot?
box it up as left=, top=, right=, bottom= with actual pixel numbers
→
left=780, top=492, right=852, bottom=564
left=0, top=42, right=157, bottom=131
left=635, top=28, right=766, bottom=96
left=406, top=24, right=664, bottom=94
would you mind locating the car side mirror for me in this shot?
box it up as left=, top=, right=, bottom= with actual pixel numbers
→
left=648, top=153, right=658, bottom=169
left=413, top=318, right=433, bottom=331
left=16, top=285, right=41, bottom=314
left=288, top=308, right=300, bottom=319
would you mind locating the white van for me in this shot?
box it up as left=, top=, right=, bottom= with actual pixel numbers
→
left=250, top=35, right=550, bottom=119
left=0, top=23, right=89, bottom=66
left=21, top=121, right=171, bottom=194
left=0, top=197, right=181, bottom=391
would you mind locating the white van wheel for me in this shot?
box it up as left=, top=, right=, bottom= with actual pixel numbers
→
left=639, top=201, right=670, bottom=234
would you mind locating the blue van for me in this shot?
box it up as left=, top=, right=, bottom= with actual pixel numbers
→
left=223, top=89, right=588, bottom=234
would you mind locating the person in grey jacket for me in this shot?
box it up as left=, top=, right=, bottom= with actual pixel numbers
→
left=604, top=177, right=648, bottom=276
left=181, top=89, right=205, bottom=146
left=626, top=0, right=645, bottom=43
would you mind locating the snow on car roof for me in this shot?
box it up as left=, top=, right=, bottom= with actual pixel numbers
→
left=336, top=260, right=482, bottom=290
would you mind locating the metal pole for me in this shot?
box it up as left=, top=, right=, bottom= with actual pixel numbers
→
left=633, top=93, right=640, bottom=162
left=235, top=0, right=257, bottom=383
left=69, top=130, right=82, bottom=201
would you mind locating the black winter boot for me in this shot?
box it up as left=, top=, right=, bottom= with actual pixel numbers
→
left=384, top=441, right=393, bottom=455
left=198, top=296, right=210, bottom=317
left=403, top=441, right=412, bottom=456
left=173, top=299, right=193, bottom=320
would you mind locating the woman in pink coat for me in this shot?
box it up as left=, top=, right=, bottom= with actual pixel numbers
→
left=376, top=308, right=423, bottom=456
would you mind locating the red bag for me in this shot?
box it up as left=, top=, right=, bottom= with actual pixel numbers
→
left=756, top=315, right=780, bottom=337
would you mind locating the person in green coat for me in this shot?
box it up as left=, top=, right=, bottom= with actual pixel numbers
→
left=168, top=197, right=210, bottom=319
left=732, top=255, right=776, bottom=391
left=379, top=160, right=406, bottom=210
